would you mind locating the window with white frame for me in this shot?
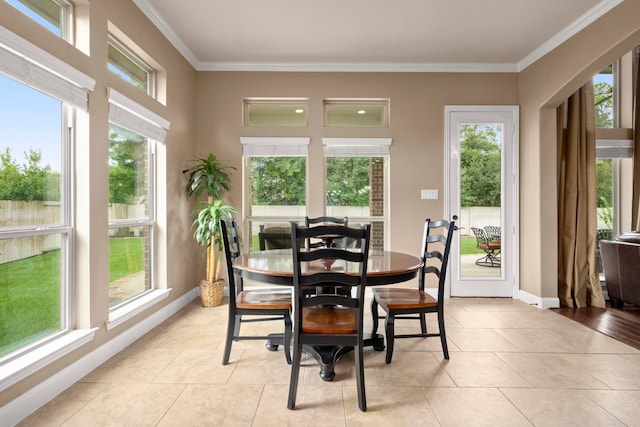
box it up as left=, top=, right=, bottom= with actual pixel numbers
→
left=324, top=99, right=389, bottom=127
left=107, top=89, right=168, bottom=309
left=6, top=0, right=73, bottom=40
left=0, top=25, right=94, bottom=363
left=323, top=138, right=391, bottom=250
left=108, top=34, right=155, bottom=96
left=241, top=137, right=309, bottom=251
left=243, top=98, right=308, bottom=126
left=593, top=59, right=635, bottom=278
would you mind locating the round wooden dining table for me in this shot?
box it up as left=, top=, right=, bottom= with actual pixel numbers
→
left=232, top=249, right=422, bottom=380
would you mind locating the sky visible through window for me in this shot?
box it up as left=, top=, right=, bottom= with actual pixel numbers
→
left=6, top=0, right=61, bottom=36
left=2, top=2, right=62, bottom=171
left=0, top=74, right=62, bottom=172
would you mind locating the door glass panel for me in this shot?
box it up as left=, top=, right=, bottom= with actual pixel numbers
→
left=459, top=124, right=502, bottom=279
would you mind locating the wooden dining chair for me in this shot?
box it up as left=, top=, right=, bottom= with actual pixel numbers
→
left=220, top=218, right=292, bottom=365
left=288, top=223, right=371, bottom=412
left=305, top=216, right=350, bottom=294
left=304, top=216, right=348, bottom=248
left=371, top=217, right=456, bottom=363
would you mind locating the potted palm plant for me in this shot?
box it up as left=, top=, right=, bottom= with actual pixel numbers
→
left=185, top=153, right=236, bottom=306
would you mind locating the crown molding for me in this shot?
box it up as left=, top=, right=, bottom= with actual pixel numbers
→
left=131, top=0, right=199, bottom=69
left=517, top=0, right=623, bottom=71
left=197, top=61, right=519, bottom=73
left=134, top=0, right=622, bottom=74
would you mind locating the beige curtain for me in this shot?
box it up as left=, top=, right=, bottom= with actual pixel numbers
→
left=633, top=47, right=640, bottom=230
left=557, top=81, right=606, bottom=308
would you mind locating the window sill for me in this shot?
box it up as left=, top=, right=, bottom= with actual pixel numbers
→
left=107, top=289, right=172, bottom=331
left=0, top=328, right=98, bottom=392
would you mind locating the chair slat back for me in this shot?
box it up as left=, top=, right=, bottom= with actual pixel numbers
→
left=419, top=218, right=456, bottom=301
left=220, top=218, right=241, bottom=298
left=291, top=223, right=371, bottom=326
left=305, top=216, right=348, bottom=226
left=305, top=216, right=349, bottom=248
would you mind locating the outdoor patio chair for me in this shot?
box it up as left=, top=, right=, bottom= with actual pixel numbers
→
left=471, top=226, right=501, bottom=267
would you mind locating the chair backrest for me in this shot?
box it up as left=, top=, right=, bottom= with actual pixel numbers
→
left=305, top=216, right=348, bottom=227
left=220, top=218, right=241, bottom=299
left=259, top=226, right=294, bottom=250
left=419, top=218, right=456, bottom=301
left=484, top=226, right=501, bottom=242
left=471, top=227, right=490, bottom=246
left=305, top=216, right=349, bottom=248
left=291, top=223, right=371, bottom=334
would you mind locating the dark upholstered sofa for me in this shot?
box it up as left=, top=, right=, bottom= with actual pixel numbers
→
left=600, top=232, right=640, bottom=308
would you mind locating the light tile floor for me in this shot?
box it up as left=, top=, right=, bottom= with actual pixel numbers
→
left=19, top=298, right=640, bottom=426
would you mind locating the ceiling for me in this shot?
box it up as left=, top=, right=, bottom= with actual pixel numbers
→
left=133, top=0, right=621, bottom=72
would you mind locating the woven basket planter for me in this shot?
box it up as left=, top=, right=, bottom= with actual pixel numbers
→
left=199, top=279, right=224, bottom=307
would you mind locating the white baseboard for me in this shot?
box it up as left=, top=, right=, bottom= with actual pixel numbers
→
left=518, top=289, right=560, bottom=309
left=1, top=288, right=198, bottom=427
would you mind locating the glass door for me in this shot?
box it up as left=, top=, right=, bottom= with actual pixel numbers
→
left=446, top=106, right=518, bottom=297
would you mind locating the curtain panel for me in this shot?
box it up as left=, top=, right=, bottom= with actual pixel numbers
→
left=633, top=47, right=640, bottom=230
left=557, top=81, right=606, bottom=308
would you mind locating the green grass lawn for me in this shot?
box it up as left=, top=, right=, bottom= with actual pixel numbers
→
left=109, top=237, right=144, bottom=282
left=0, top=237, right=143, bottom=357
left=460, top=236, right=484, bottom=255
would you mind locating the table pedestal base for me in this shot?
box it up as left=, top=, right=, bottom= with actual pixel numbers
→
left=266, top=332, right=385, bottom=381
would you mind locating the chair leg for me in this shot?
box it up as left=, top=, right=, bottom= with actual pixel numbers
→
left=437, top=310, right=449, bottom=360
left=233, top=314, right=242, bottom=337
left=370, top=298, right=379, bottom=337
left=419, top=313, right=427, bottom=335
left=354, top=343, right=367, bottom=412
left=287, top=340, right=303, bottom=410
left=283, top=312, right=292, bottom=364
left=222, top=313, right=238, bottom=365
left=384, top=314, right=395, bottom=364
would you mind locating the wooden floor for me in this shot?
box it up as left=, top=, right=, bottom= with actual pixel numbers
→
left=553, top=303, right=640, bottom=351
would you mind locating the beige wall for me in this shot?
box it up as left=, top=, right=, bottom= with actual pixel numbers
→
left=3, top=0, right=640, bottom=413
left=518, top=0, right=640, bottom=299
left=0, top=0, right=198, bottom=405
left=195, top=72, right=518, bottom=256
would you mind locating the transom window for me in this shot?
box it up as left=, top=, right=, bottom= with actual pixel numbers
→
left=108, top=35, right=155, bottom=96
left=6, top=0, right=72, bottom=39
left=324, top=99, right=389, bottom=127
left=243, top=98, right=309, bottom=126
